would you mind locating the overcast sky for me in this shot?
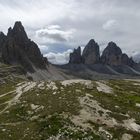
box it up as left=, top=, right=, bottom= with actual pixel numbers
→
left=0, top=0, right=140, bottom=64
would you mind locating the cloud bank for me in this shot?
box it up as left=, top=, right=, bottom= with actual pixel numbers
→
left=0, top=0, right=140, bottom=64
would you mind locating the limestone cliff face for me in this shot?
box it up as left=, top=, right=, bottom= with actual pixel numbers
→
left=69, top=46, right=82, bottom=64
left=101, top=42, right=122, bottom=66
left=101, top=42, right=135, bottom=66
left=69, top=40, right=136, bottom=67
left=0, top=21, right=48, bottom=72
left=0, top=32, right=6, bottom=60
left=82, top=39, right=100, bottom=64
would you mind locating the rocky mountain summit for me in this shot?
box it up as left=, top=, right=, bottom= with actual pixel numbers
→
left=0, top=21, right=140, bottom=81
left=69, top=39, right=100, bottom=64
left=82, top=39, right=100, bottom=64
left=101, top=42, right=135, bottom=67
left=69, top=46, right=82, bottom=64
left=0, top=22, right=48, bottom=72
left=69, top=40, right=136, bottom=67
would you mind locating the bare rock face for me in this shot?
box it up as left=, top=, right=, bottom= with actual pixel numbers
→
left=128, top=57, right=136, bottom=67
left=82, top=39, right=100, bottom=64
left=1, top=21, right=48, bottom=72
left=101, top=42, right=136, bottom=67
left=0, top=32, right=6, bottom=59
left=121, top=53, right=130, bottom=65
left=69, top=46, right=82, bottom=64
left=101, top=42, right=122, bottom=66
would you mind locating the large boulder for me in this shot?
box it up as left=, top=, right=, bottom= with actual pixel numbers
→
left=82, top=39, right=100, bottom=64
left=69, top=46, right=82, bottom=64
left=1, top=21, right=48, bottom=72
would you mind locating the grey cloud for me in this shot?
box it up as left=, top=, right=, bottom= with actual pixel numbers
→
left=132, top=52, right=140, bottom=63
left=38, top=32, right=67, bottom=42
left=0, top=0, right=140, bottom=64
left=35, top=25, right=75, bottom=43
left=44, top=49, right=73, bottom=64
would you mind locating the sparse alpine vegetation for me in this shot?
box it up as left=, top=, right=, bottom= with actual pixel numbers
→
left=0, top=79, right=140, bottom=140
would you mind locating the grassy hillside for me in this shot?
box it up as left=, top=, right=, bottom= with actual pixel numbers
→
left=0, top=78, right=140, bottom=140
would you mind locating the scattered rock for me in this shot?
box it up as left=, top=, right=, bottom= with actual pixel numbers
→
left=99, top=127, right=112, bottom=140
left=61, top=79, right=92, bottom=86
left=121, top=133, right=133, bottom=140
left=96, top=81, right=113, bottom=94
left=123, top=119, right=140, bottom=132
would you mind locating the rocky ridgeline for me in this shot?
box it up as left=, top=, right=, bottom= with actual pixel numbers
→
left=0, top=21, right=138, bottom=77
left=69, top=46, right=82, bottom=64
left=0, top=22, right=48, bottom=72
left=69, top=39, right=136, bottom=67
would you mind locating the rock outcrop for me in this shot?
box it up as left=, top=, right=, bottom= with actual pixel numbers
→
left=69, top=46, right=82, bottom=64
left=0, top=32, right=6, bottom=60
left=101, top=42, right=136, bottom=66
left=0, top=21, right=48, bottom=72
left=82, top=39, right=100, bottom=64
left=121, top=53, right=130, bottom=65
left=69, top=40, right=136, bottom=68
left=101, top=42, right=122, bottom=66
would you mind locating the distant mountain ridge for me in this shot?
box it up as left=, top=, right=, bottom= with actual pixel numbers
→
left=0, top=21, right=140, bottom=80
left=69, top=39, right=136, bottom=67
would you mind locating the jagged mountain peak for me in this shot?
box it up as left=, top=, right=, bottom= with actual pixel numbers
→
left=105, top=41, right=122, bottom=55
left=87, top=39, right=96, bottom=44
left=14, top=21, right=23, bottom=28
left=13, top=21, right=27, bottom=35
left=69, top=46, right=82, bottom=64
left=7, top=21, right=28, bottom=43
left=0, top=31, right=5, bottom=36
left=69, top=39, right=137, bottom=68
left=85, top=39, right=99, bottom=50
left=108, top=41, right=117, bottom=46
left=0, top=21, right=48, bottom=72
left=82, top=39, right=100, bottom=64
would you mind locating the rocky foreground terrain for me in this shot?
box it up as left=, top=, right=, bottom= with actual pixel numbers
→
left=0, top=65, right=140, bottom=140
